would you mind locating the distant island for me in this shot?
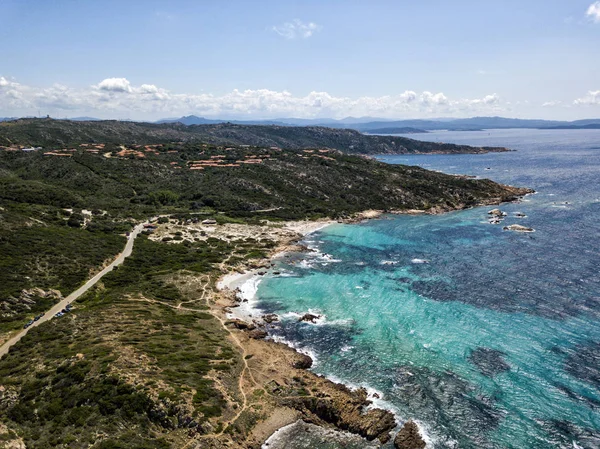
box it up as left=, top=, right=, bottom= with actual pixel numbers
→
left=540, top=124, right=600, bottom=130
left=0, top=118, right=512, bottom=155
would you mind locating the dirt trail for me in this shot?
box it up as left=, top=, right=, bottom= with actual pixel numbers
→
left=128, top=277, right=258, bottom=446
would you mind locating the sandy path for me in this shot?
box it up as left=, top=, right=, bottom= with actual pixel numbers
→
left=0, top=222, right=147, bottom=359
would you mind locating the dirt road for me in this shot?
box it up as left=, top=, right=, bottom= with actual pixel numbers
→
left=0, top=222, right=146, bottom=359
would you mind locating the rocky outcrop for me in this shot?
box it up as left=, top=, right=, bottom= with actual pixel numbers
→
left=226, top=319, right=256, bottom=331
left=299, top=313, right=320, bottom=323
left=292, top=353, right=313, bottom=369
left=488, top=208, right=506, bottom=217
left=263, top=313, right=279, bottom=324
left=281, top=386, right=396, bottom=443
left=1, top=288, right=63, bottom=318
left=247, top=329, right=268, bottom=340
left=394, top=421, right=426, bottom=449
left=503, top=224, right=534, bottom=232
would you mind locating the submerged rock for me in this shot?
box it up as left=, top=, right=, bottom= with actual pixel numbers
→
left=469, top=347, right=511, bottom=377
left=394, top=421, right=426, bottom=449
left=564, top=342, right=600, bottom=389
left=542, top=419, right=600, bottom=448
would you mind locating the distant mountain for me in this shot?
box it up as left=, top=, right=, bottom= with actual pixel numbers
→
left=364, top=127, right=428, bottom=134
left=273, top=116, right=395, bottom=126
left=570, top=119, right=600, bottom=126
left=0, top=118, right=511, bottom=155
left=156, top=115, right=221, bottom=125
left=155, top=115, right=600, bottom=132
left=157, top=115, right=289, bottom=126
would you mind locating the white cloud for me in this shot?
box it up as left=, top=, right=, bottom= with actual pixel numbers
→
left=542, top=101, right=562, bottom=107
left=574, top=90, right=600, bottom=105
left=587, top=2, right=600, bottom=22
left=0, top=76, right=510, bottom=119
left=272, top=19, right=320, bottom=39
left=96, top=77, right=132, bottom=93
left=483, top=94, right=500, bottom=104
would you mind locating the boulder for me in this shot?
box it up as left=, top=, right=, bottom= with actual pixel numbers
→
left=487, top=209, right=506, bottom=217
left=263, top=313, right=279, bottom=324
left=292, top=354, right=313, bottom=369
left=227, top=319, right=256, bottom=330
left=394, top=421, right=426, bottom=449
left=247, top=329, right=268, bottom=339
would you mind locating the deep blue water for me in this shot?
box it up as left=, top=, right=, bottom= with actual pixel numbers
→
left=257, top=129, right=600, bottom=448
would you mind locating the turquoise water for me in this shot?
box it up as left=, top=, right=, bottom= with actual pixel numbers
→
left=256, top=129, right=600, bottom=448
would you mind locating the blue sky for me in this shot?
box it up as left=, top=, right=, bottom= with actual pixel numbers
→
left=1, top=0, right=599, bottom=120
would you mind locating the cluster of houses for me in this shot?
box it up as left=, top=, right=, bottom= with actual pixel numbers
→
left=5, top=142, right=340, bottom=171
left=188, top=153, right=273, bottom=170
left=0, top=146, right=43, bottom=152
left=43, top=145, right=105, bottom=157
left=300, top=149, right=335, bottom=161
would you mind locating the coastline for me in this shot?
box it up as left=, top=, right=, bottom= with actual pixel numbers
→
left=216, top=219, right=336, bottom=292
left=208, top=193, right=532, bottom=448
left=212, top=212, right=415, bottom=448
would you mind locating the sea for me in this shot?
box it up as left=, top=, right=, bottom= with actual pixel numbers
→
left=256, top=129, right=600, bottom=449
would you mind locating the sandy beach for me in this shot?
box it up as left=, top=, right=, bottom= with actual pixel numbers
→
left=216, top=219, right=336, bottom=291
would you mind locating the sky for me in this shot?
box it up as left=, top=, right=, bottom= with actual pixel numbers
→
left=1, top=0, right=599, bottom=121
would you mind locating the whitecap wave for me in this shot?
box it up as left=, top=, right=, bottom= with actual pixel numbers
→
left=268, top=334, right=318, bottom=365
left=226, top=275, right=265, bottom=321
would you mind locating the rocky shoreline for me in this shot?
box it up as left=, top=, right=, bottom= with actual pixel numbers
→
left=209, top=190, right=532, bottom=448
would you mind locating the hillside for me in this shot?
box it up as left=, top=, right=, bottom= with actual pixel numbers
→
left=0, top=118, right=511, bottom=155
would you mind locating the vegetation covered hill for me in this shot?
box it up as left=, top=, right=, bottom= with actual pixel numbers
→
left=0, top=118, right=511, bottom=155
left=0, top=142, right=526, bottom=219
left=0, top=133, right=531, bottom=448
left=0, top=141, right=529, bottom=334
